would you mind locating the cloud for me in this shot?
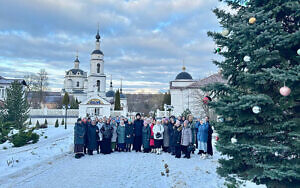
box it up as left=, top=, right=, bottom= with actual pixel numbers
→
left=0, top=0, right=223, bottom=93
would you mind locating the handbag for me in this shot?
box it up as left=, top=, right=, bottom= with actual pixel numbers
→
left=156, top=132, right=162, bottom=138
left=155, top=125, right=162, bottom=138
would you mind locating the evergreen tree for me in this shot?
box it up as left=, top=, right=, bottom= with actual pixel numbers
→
left=55, top=119, right=59, bottom=128
left=61, top=119, right=64, bottom=125
left=161, top=92, right=171, bottom=111
left=181, top=109, right=191, bottom=119
left=114, top=89, right=121, bottom=110
left=3, top=81, right=29, bottom=130
left=44, top=119, right=48, bottom=125
left=70, top=97, right=79, bottom=109
left=29, top=118, right=32, bottom=125
left=35, top=120, right=40, bottom=129
left=62, top=92, right=70, bottom=107
left=206, top=0, right=300, bottom=187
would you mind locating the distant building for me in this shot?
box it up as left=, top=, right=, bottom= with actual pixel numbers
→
left=170, top=67, right=226, bottom=117
left=62, top=30, right=128, bottom=117
left=0, top=76, right=23, bottom=102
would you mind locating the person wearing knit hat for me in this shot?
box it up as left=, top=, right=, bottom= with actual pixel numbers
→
left=125, top=119, right=134, bottom=152
left=162, top=118, right=170, bottom=153
left=86, top=119, right=99, bottom=155
left=153, top=119, right=164, bottom=155
left=133, top=113, right=144, bottom=152
left=74, top=118, right=85, bottom=159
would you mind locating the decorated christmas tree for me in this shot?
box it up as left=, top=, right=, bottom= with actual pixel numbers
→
left=206, top=0, right=300, bottom=187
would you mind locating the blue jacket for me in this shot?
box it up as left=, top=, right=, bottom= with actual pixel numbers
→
left=195, top=122, right=209, bottom=142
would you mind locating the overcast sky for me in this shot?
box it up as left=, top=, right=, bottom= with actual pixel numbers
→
left=0, top=0, right=224, bottom=93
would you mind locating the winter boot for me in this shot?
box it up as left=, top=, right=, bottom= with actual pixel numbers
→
left=75, top=153, right=80, bottom=159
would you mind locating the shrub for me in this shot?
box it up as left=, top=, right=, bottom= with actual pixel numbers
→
left=55, top=119, right=59, bottom=128
left=61, top=119, right=64, bottom=125
left=35, top=120, right=40, bottom=129
left=40, top=124, right=48, bottom=129
left=11, top=130, right=39, bottom=147
left=0, top=121, right=14, bottom=144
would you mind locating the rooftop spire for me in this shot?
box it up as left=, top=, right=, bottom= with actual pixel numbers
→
left=74, top=50, right=80, bottom=69
left=182, top=59, right=186, bottom=71
left=96, top=22, right=100, bottom=41
left=110, top=74, right=113, bottom=90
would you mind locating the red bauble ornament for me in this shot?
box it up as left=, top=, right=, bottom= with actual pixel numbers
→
left=280, top=86, right=291, bottom=96
left=203, top=96, right=212, bottom=104
left=216, top=136, right=219, bottom=141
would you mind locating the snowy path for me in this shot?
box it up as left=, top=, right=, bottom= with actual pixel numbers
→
left=0, top=126, right=74, bottom=185
left=2, top=150, right=225, bottom=188
left=1, top=126, right=227, bottom=188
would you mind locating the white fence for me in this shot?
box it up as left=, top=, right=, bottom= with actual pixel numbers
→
left=29, top=108, right=79, bottom=116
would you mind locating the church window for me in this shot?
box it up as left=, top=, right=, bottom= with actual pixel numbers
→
left=97, top=64, right=100, bottom=73
left=97, top=80, right=100, bottom=92
left=77, top=82, right=79, bottom=87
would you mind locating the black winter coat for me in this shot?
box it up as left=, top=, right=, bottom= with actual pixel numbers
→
left=83, top=122, right=89, bottom=145
left=168, top=122, right=175, bottom=147
left=125, top=123, right=134, bottom=144
left=173, top=126, right=182, bottom=147
left=101, top=123, right=113, bottom=139
left=207, top=122, right=213, bottom=155
left=133, top=119, right=144, bottom=137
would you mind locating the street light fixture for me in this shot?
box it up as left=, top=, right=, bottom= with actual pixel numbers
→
left=62, top=104, right=71, bottom=129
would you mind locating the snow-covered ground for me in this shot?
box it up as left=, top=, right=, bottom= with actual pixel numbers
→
left=0, top=125, right=264, bottom=188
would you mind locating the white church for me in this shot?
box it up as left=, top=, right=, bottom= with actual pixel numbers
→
left=169, top=66, right=226, bottom=117
left=62, top=30, right=128, bottom=118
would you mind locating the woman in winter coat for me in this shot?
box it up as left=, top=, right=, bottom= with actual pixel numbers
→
left=111, top=120, right=118, bottom=152
left=142, top=121, right=151, bottom=153
left=117, top=120, right=126, bottom=152
left=82, top=118, right=89, bottom=154
left=153, top=119, right=164, bottom=155
left=150, top=119, right=156, bottom=152
left=206, top=116, right=213, bottom=157
left=188, top=114, right=197, bottom=154
left=96, top=119, right=104, bottom=154
left=195, top=120, right=209, bottom=157
left=173, top=120, right=182, bottom=158
left=87, top=119, right=100, bottom=155
left=125, top=120, right=134, bottom=152
left=74, top=118, right=85, bottom=159
left=169, top=117, right=175, bottom=155
left=181, top=120, right=192, bottom=159
left=100, top=120, right=113, bottom=154
left=163, top=118, right=170, bottom=152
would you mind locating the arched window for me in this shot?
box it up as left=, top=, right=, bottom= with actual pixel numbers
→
left=97, top=64, right=100, bottom=73
left=97, top=80, right=100, bottom=92
left=76, top=81, right=79, bottom=87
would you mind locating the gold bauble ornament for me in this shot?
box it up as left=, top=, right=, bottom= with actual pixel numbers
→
left=249, top=17, right=256, bottom=24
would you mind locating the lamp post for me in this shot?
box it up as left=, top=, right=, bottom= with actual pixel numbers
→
left=63, top=104, right=71, bottom=129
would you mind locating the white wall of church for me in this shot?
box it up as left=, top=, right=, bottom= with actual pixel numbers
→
left=90, top=59, right=104, bottom=75
left=171, top=88, right=204, bottom=117
left=87, top=76, right=106, bottom=97
left=171, top=81, right=195, bottom=87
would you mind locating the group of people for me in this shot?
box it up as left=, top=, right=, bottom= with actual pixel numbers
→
left=74, top=113, right=213, bottom=160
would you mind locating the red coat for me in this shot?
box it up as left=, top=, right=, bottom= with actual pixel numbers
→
left=150, top=123, right=155, bottom=146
